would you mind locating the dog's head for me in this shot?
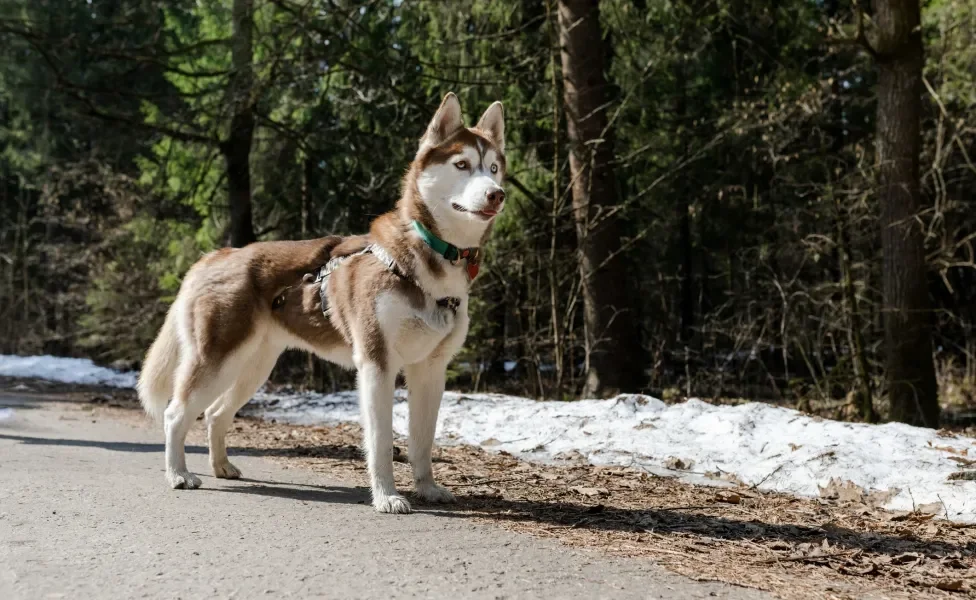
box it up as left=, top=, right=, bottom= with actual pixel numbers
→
left=407, top=93, right=506, bottom=247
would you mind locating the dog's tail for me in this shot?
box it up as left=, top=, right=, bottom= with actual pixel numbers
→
left=137, top=306, right=181, bottom=422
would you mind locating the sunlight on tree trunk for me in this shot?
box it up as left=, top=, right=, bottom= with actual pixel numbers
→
left=557, top=0, right=644, bottom=396
left=873, top=0, right=939, bottom=427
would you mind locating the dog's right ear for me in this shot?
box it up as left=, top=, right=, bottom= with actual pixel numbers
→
left=420, top=93, right=463, bottom=150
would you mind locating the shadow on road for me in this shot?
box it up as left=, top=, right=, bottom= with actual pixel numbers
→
left=0, top=432, right=358, bottom=461
left=0, top=431, right=368, bottom=505
left=424, top=495, right=976, bottom=561
left=207, top=480, right=368, bottom=505
left=3, top=430, right=973, bottom=564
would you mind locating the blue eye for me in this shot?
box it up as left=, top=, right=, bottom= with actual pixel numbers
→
left=490, top=163, right=498, bottom=174
left=455, top=160, right=468, bottom=170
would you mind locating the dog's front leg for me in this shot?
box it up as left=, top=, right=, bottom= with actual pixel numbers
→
left=404, top=361, right=456, bottom=504
left=357, top=360, right=410, bottom=514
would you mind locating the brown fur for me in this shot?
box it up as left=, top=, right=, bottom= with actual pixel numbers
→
left=141, top=124, right=503, bottom=392
left=181, top=237, right=364, bottom=360
left=137, top=93, right=506, bottom=506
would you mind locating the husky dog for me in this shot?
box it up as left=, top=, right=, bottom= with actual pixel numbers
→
left=137, top=93, right=506, bottom=513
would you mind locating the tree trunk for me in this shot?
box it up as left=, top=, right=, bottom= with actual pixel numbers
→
left=223, top=0, right=256, bottom=248
left=873, top=0, right=939, bottom=427
left=557, top=0, right=644, bottom=396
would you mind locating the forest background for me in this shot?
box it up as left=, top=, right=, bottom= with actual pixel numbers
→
left=2, top=0, right=973, bottom=428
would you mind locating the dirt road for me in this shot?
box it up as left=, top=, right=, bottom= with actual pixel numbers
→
left=0, top=394, right=765, bottom=599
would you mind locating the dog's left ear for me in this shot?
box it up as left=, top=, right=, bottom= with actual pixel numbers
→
left=477, top=102, right=505, bottom=153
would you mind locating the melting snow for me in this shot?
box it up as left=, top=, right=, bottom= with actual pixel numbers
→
left=3, top=354, right=975, bottom=521
left=0, top=354, right=137, bottom=388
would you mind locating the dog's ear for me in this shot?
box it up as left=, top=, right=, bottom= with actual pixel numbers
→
left=421, top=93, right=464, bottom=149
left=476, top=101, right=504, bottom=153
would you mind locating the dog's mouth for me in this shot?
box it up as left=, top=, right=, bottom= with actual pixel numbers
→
left=452, top=203, right=498, bottom=220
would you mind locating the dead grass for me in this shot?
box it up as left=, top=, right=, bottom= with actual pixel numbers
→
left=5, top=377, right=976, bottom=599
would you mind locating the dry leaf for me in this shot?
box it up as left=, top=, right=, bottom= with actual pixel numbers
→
left=891, top=552, right=921, bottom=566
left=570, top=486, right=609, bottom=497
left=819, top=479, right=865, bottom=502
left=664, top=457, right=693, bottom=471
left=928, top=442, right=968, bottom=456
left=935, top=580, right=964, bottom=592
left=715, top=491, right=741, bottom=504
left=942, top=558, right=968, bottom=569
left=704, top=470, right=745, bottom=486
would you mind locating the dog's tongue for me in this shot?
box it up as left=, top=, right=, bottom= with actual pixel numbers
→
left=467, top=263, right=480, bottom=280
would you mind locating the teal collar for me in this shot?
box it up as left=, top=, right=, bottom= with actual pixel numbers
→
left=411, top=220, right=480, bottom=266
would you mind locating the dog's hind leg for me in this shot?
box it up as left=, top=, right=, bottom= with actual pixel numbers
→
left=404, top=361, right=455, bottom=504
left=205, top=347, right=280, bottom=479
left=164, top=357, right=238, bottom=490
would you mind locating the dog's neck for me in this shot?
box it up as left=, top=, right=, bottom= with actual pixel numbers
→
left=426, top=212, right=486, bottom=250
left=397, top=178, right=491, bottom=253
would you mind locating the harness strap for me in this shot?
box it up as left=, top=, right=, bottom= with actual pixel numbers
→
left=315, top=244, right=460, bottom=315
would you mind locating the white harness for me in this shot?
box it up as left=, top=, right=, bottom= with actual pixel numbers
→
left=310, top=244, right=460, bottom=316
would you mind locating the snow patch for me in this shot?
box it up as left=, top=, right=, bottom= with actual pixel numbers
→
left=251, top=391, right=976, bottom=522
left=0, top=355, right=137, bottom=388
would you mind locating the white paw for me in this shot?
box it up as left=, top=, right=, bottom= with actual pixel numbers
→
left=167, top=470, right=202, bottom=490
left=212, top=460, right=242, bottom=479
left=414, top=481, right=456, bottom=504
left=374, top=494, right=412, bottom=514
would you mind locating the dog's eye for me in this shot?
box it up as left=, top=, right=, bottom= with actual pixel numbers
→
left=490, top=163, right=498, bottom=174
left=454, top=160, right=468, bottom=170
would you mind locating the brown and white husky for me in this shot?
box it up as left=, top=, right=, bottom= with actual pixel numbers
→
left=137, top=93, right=506, bottom=513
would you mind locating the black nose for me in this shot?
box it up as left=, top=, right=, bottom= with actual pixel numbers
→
left=486, top=189, right=506, bottom=207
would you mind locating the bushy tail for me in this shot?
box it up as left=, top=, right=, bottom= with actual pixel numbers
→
left=137, top=306, right=181, bottom=422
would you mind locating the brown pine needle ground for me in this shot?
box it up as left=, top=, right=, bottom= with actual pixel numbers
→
left=5, top=378, right=976, bottom=599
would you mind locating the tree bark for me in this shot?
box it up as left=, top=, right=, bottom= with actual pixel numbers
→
left=557, top=0, right=644, bottom=396
left=873, top=0, right=939, bottom=427
left=223, top=0, right=256, bottom=248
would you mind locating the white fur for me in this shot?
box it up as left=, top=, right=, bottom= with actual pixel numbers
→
left=355, top=98, right=505, bottom=513
left=415, top=152, right=502, bottom=250
left=148, top=94, right=504, bottom=516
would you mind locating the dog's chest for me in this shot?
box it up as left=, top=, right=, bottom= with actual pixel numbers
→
left=413, top=253, right=471, bottom=302
left=390, top=259, right=471, bottom=364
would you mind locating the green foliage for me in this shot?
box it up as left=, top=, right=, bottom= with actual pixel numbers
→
left=2, top=0, right=976, bottom=408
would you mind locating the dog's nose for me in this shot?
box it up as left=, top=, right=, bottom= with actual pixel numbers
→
left=486, top=189, right=506, bottom=208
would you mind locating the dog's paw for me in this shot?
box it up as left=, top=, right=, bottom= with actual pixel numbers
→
left=212, top=460, right=242, bottom=479
left=374, top=494, right=412, bottom=514
left=167, top=469, right=202, bottom=490
left=414, top=481, right=456, bottom=504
